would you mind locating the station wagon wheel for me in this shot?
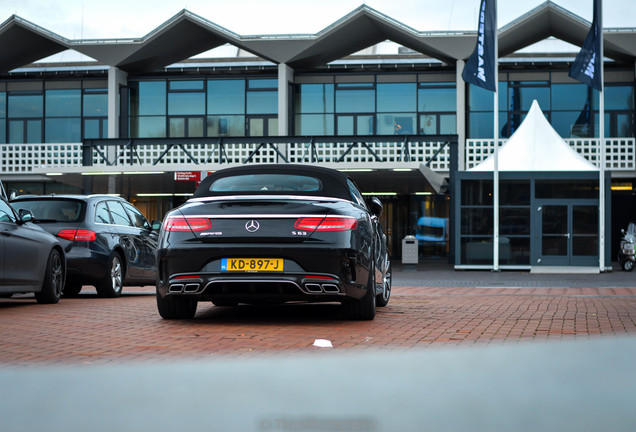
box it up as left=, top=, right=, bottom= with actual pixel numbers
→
left=35, top=249, right=64, bottom=304
left=376, top=260, right=391, bottom=307
left=96, top=253, right=123, bottom=298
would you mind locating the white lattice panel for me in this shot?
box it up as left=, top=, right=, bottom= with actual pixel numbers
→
left=1, top=143, right=82, bottom=173
left=465, top=138, right=635, bottom=171
left=605, top=138, right=635, bottom=170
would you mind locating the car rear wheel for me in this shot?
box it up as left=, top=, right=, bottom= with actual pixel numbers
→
left=157, top=293, right=197, bottom=319
left=343, top=264, right=376, bottom=320
left=96, top=253, right=123, bottom=298
left=63, top=281, right=83, bottom=297
left=35, top=249, right=64, bottom=304
left=622, top=259, right=634, bottom=271
left=376, top=260, right=391, bottom=307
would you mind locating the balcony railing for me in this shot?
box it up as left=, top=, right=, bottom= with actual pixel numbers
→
left=1, top=135, right=634, bottom=174
left=465, top=137, right=636, bottom=172
left=0, top=135, right=454, bottom=173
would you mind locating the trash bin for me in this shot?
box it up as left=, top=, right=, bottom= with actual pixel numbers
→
left=402, top=235, right=418, bottom=264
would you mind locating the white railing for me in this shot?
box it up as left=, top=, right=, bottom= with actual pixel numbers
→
left=0, top=138, right=452, bottom=173
left=1, top=137, right=634, bottom=174
left=465, top=138, right=636, bottom=171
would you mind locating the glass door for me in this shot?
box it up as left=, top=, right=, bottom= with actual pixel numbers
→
left=539, top=204, right=569, bottom=266
left=535, top=201, right=598, bottom=266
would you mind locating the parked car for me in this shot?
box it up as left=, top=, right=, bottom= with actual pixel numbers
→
left=155, top=164, right=391, bottom=320
left=11, top=195, right=158, bottom=297
left=1, top=191, right=66, bottom=303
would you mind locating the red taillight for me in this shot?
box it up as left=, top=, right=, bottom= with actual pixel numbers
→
left=294, top=217, right=358, bottom=232
left=163, top=217, right=211, bottom=232
left=57, top=229, right=97, bottom=241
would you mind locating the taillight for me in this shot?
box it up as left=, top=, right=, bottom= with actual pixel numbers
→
left=57, top=229, right=97, bottom=241
left=163, top=217, right=211, bottom=232
left=294, top=217, right=358, bottom=232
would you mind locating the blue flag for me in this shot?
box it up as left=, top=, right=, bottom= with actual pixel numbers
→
left=569, top=0, right=602, bottom=91
left=462, top=0, right=497, bottom=92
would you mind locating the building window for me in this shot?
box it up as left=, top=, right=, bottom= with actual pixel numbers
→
left=0, top=92, right=5, bottom=144
left=129, top=78, right=278, bottom=138
left=83, top=89, right=108, bottom=139
left=45, top=89, right=81, bottom=143
left=418, top=83, right=456, bottom=135
left=129, top=81, right=167, bottom=138
left=7, top=91, right=43, bottom=144
left=294, top=83, right=334, bottom=135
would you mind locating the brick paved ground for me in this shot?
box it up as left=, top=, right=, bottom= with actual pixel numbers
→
left=2, top=280, right=636, bottom=367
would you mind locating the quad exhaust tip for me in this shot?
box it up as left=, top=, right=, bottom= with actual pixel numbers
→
left=168, top=283, right=201, bottom=293
left=303, top=283, right=341, bottom=294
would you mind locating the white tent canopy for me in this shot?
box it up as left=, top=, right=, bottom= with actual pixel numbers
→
left=470, top=100, right=599, bottom=172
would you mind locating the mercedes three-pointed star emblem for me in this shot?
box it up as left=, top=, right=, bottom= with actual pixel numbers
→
left=245, top=220, right=260, bottom=233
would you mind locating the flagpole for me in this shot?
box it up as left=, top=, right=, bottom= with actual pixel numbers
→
left=493, top=0, right=499, bottom=271
left=599, top=0, right=605, bottom=272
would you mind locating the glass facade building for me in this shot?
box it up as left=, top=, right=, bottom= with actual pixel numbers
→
left=1, top=3, right=635, bottom=267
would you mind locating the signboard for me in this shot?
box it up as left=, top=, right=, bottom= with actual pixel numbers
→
left=175, top=171, right=201, bottom=181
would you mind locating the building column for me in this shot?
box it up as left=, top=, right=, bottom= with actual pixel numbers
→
left=107, top=67, right=127, bottom=195
left=456, top=59, right=466, bottom=171
left=277, top=63, right=294, bottom=136
left=108, top=66, right=128, bottom=139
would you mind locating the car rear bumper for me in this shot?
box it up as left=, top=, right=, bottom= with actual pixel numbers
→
left=156, top=245, right=372, bottom=303
left=65, top=249, right=109, bottom=283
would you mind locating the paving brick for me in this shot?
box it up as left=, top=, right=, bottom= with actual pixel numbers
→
left=2, top=273, right=636, bottom=366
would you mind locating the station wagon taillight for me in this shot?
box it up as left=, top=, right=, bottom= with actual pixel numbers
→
left=57, top=229, right=97, bottom=241
left=294, top=217, right=358, bottom=232
left=163, top=217, right=212, bottom=232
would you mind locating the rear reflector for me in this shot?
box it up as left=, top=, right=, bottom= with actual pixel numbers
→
left=163, top=217, right=211, bottom=232
left=294, top=217, right=357, bottom=232
left=57, top=229, right=97, bottom=242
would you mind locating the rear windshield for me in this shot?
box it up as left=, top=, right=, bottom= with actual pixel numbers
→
left=12, top=199, right=84, bottom=222
left=209, top=174, right=322, bottom=193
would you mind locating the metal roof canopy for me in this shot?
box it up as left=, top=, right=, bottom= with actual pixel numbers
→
left=1, top=2, right=636, bottom=74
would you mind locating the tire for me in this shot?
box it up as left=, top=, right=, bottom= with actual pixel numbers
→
left=622, top=259, right=634, bottom=272
left=343, top=264, right=376, bottom=320
left=96, top=253, right=123, bottom=298
left=376, top=260, right=392, bottom=307
left=63, top=281, right=83, bottom=297
left=35, top=249, right=64, bottom=304
left=156, top=293, right=197, bottom=319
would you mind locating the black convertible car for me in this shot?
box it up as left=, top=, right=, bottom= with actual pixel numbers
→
left=156, top=165, right=391, bottom=320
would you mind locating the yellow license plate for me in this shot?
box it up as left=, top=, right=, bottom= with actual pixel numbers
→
left=221, top=258, right=284, bottom=272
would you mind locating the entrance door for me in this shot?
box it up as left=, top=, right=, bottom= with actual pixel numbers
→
left=535, top=201, right=598, bottom=266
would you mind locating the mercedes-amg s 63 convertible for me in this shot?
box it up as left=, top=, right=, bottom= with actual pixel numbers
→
left=156, top=164, right=391, bottom=320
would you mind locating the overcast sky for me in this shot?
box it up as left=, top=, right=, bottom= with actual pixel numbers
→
left=1, top=0, right=634, bottom=40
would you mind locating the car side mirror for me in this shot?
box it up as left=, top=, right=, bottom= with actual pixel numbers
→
left=369, top=197, right=383, bottom=217
left=152, top=220, right=162, bottom=231
left=18, top=209, right=34, bottom=223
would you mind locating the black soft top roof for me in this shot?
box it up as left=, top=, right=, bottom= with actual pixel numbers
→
left=193, top=164, right=354, bottom=201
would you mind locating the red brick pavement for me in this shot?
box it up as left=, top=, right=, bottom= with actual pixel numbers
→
left=1, top=285, right=636, bottom=366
